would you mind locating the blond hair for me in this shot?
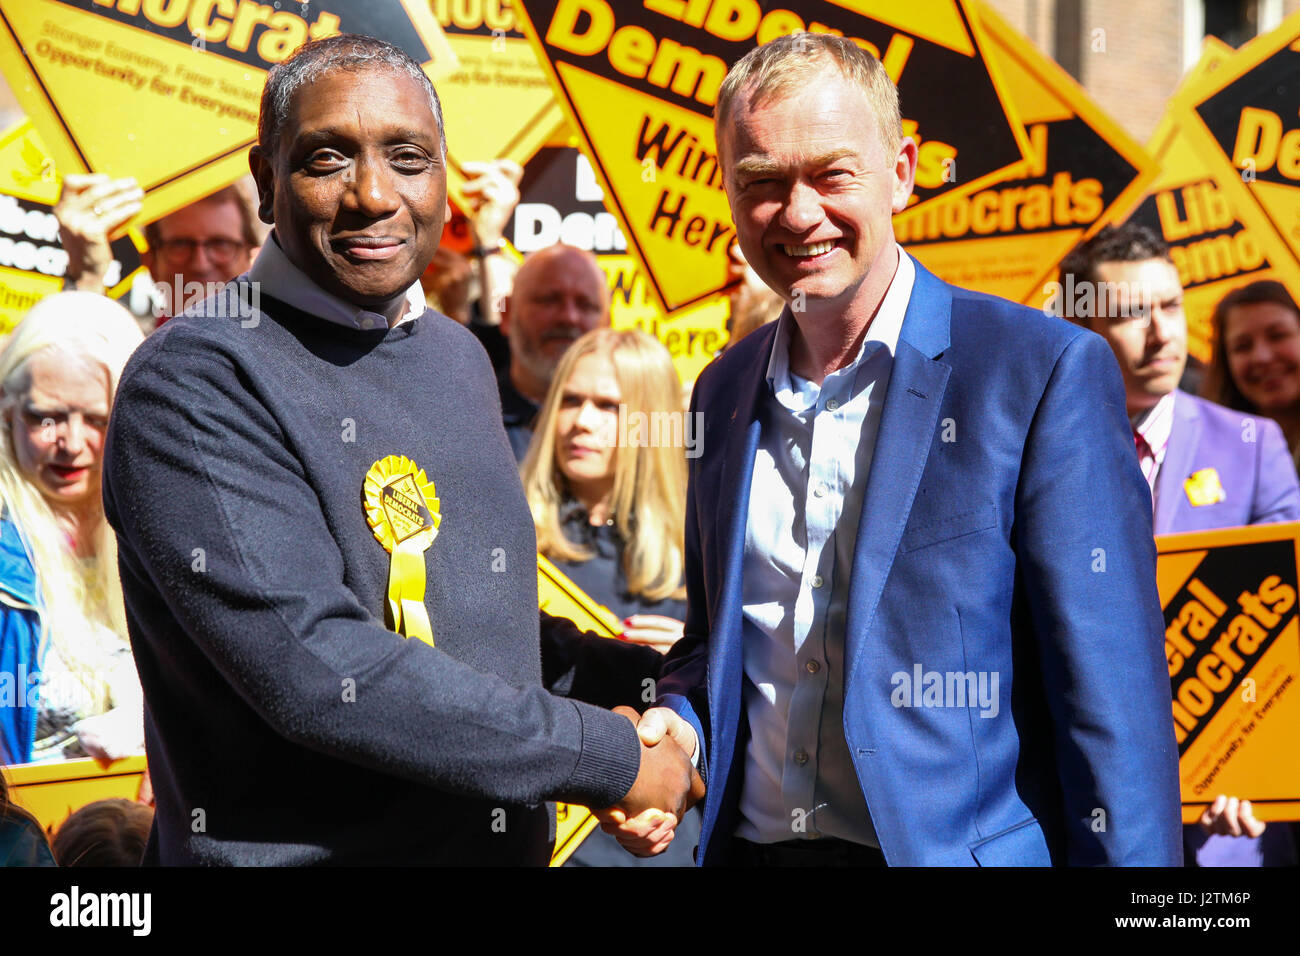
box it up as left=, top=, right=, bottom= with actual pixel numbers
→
left=521, top=329, right=687, bottom=603
left=715, top=32, right=902, bottom=157
left=0, top=292, right=143, bottom=686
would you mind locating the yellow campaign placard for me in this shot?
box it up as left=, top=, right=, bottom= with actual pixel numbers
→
left=603, top=254, right=728, bottom=388
left=536, top=553, right=623, bottom=865
left=507, top=140, right=628, bottom=256
left=1166, top=34, right=1237, bottom=109
left=896, top=3, right=1157, bottom=309
left=1122, top=124, right=1287, bottom=365
left=1156, top=523, right=1300, bottom=824
left=3, top=755, right=148, bottom=833
left=505, top=141, right=729, bottom=385
left=1176, top=11, right=1300, bottom=297
left=0, top=0, right=457, bottom=228
left=1100, top=38, right=1293, bottom=364
left=515, top=0, right=1030, bottom=315
left=0, top=119, right=146, bottom=333
left=432, top=0, right=565, bottom=210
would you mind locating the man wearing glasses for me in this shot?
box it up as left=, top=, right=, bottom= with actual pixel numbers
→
left=1059, top=221, right=1300, bottom=867
left=56, top=177, right=256, bottom=324
left=142, top=187, right=257, bottom=323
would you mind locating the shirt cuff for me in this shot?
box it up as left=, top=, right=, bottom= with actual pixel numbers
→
left=657, top=693, right=705, bottom=776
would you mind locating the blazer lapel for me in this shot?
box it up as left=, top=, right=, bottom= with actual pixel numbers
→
left=1153, top=390, right=1200, bottom=535
left=706, top=322, right=771, bottom=787
left=843, top=260, right=952, bottom=677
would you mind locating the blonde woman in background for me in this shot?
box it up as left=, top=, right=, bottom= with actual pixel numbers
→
left=521, top=327, right=697, bottom=866
left=0, top=292, right=144, bottom=766
left=522, top=328, right=689, bottom=652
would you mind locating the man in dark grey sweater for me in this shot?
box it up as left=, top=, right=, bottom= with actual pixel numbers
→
left=101, top=35, right=697, bottom=865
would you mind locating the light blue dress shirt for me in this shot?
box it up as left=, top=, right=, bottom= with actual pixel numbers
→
left=737, top=246, right=914, bottom=846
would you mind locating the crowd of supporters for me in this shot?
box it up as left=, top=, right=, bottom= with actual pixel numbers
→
left=2, top=109, right=1300, bottom=869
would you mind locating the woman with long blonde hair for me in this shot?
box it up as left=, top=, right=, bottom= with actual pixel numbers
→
left=521, top=326, right=697, bottom=867
left=0, top=292, right=144, bottom=766
left=521, top=328, right=689, bottom=649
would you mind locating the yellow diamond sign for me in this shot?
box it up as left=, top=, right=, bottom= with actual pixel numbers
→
left=0, top=0, right=457, bottom=227
left=515, top=0, right=1030, bottom=314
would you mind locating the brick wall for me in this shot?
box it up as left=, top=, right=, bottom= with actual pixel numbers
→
left=986, top=0, right=1300, bottom=144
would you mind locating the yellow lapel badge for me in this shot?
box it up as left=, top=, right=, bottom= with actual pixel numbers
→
left=363, top=455, right=441, bottom=647
left=1184, top=467, right=1226, bottom=507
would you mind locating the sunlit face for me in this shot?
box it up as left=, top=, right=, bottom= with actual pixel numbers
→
left=720, top=68, right=915, bottom=316
left=506, top=249, right=609, bottom=386
left=250, top=66, right=447, bottom=309
left=1089, top=259, right=1187, bottom=416
left=142, top=199, right=251, bottom=315
left=7, top=349, right=110, bottom=508
left=554, top=352, right=620, bottom=501
left=1224, top=301, right=1300, bottom=414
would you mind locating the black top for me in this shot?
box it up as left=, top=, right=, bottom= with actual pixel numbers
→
left=497, top=366, right=540, bottom=464
left=550, top=500, right=687, bottom=622
left=0, top=812, right=56, bottom=866
left=469, top=320, right=509, bottom=373
left=103, top=289, right=659, bottom=865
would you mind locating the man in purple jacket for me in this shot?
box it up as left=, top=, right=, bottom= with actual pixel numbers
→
left=1060, top=222, right=1300, bottom=866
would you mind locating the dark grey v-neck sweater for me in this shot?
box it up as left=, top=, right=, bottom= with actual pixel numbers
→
left=103, top=288, right=646, bottom=865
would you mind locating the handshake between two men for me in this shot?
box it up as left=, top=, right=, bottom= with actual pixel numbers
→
left=596, top=707, right=706, bottom=857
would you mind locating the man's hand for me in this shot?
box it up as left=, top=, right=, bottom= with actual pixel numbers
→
left=611, top=706, right=695, bottom=819
left=1199, top=794, right=1267, bottom=838
left=55, top=173, right=143, bottom=291
left=594, top=706, right=705, bottom=857
left=631, top=706, right=700, bottom=767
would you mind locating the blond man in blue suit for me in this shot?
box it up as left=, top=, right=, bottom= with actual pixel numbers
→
left=601, top=34, right=1181, bottom=866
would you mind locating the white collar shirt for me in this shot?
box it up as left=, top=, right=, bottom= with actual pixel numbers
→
left=247, top=233, right=426, bottom=331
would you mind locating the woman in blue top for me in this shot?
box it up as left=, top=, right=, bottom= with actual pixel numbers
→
left=0, top=292, right=143, bottom=766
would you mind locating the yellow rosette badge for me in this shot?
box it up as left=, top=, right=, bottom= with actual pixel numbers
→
left=363, top=455, right=441, bottom=647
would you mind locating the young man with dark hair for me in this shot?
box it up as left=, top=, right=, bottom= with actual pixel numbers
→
left=1060, top=221, right=1300, bottom=867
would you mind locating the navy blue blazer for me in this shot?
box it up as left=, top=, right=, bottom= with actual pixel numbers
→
left=658, top=256, right=1183, bottom=866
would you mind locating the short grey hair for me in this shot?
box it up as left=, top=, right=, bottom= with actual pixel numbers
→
left=258, top=34, right=446, bottom=158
